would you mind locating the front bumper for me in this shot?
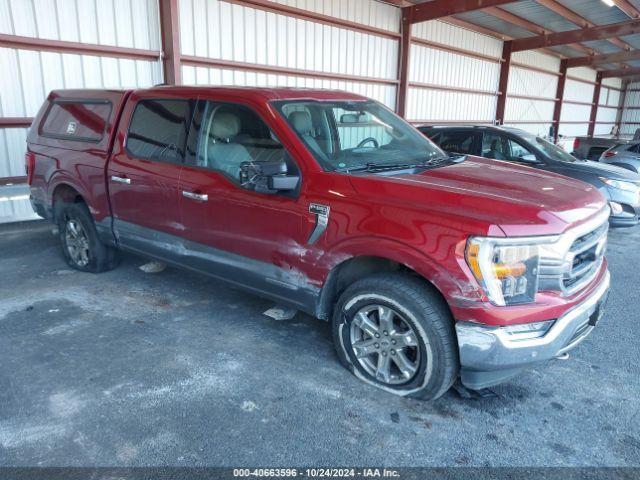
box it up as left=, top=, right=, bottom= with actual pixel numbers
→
left=604, top=186, right=639, bottom=227
left=456, top=269, right=610, bottom=390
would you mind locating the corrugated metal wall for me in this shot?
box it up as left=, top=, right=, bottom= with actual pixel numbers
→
left=0, top=0, right=162, bottom=222
left=179, top=0, right=399, bottom=108
left=596, top=77, right=622, bottom=137
left=406, top=20, right=501, bottom=124
left=559, top=67, right=595, bottom=138
left=269, top=0, right=400, bottom=32
left=504, top=51, right=559, bottom=137
left=620, top=80, right=640, bottom=137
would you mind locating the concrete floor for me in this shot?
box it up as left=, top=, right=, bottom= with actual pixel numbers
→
left=1, top=221, right=639, bottom=467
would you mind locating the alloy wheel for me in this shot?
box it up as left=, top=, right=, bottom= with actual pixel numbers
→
left=64, top=218, right=90, bottom=267
left=349, top=304, right=421, bottom=385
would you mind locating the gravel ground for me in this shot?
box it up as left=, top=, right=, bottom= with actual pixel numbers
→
left=0, top=221, right=639, bottom=468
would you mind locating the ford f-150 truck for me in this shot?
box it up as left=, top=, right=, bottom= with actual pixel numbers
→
left=26, top=87, right=610, bottom=400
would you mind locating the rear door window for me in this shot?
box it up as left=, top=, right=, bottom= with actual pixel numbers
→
left=41, top=100, right=112, bottom=142
left=437, top=131, right=478, bottom=155
left=126, top=99, right=193, bottom=163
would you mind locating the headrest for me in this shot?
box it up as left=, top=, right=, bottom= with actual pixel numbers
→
left=289, top=111, right=313, bottom=135
left=212, top=112, right=241, bottom=139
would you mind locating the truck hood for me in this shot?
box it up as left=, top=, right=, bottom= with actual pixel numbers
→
left=546, top=159, right=640, bottom=182
left=348, top=156, right=607, bottom=237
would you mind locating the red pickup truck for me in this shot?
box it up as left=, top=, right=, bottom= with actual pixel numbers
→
left=26, top=87, right=610, bottom=399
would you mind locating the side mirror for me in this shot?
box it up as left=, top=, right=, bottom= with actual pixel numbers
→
left=519, top=153, right=538, bottom=163
left=240, top=159, right=300, bottom=193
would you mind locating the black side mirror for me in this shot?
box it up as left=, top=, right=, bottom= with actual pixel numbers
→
left=240, top=159, right=300, bottom=193
left=518, top=153, right=539, bottom=163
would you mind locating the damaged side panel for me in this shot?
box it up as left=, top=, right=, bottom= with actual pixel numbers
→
left=111, top=219, right=320, bottom=315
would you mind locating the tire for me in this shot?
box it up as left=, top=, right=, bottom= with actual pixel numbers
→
left=56, top=201, right=118, bottom=273
left=332, top=273, right=459, bottom=400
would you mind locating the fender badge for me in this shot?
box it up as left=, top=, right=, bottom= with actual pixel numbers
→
left=308, top=203, right=330, bottom=245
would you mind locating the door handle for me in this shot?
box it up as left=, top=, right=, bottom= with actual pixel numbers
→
left=182, top=191, right=208, bottom=202
left=111, top=176, right=131, bottom=184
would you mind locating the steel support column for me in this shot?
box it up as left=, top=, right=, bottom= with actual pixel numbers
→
left=159, top=0, right=181, bottom=85
left=396, top=7, right=413, bottom=118
left=553, top=59, right=568, bottom=142
left=495, top=41, right=512, bottom=125
left=588, top=72, right=603, bottom=138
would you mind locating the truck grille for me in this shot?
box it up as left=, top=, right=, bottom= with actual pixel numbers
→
left=539, top=212, right=608, bottom=296
left=563, top=222, right=608, bottom=294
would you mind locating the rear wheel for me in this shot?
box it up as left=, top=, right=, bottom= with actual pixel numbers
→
left=56, top=202, right=118, bottom=273
left=332, top=273, right=459, bottom=400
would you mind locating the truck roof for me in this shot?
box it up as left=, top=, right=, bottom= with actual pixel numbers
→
left=150, top=85, right=371, bottom=102
left=50, top=86, right=371, bottom=103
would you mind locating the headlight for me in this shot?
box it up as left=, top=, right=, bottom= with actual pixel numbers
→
left=465, top=238, right=543, bottom=306
left=599, top=177, right=638, bottom=193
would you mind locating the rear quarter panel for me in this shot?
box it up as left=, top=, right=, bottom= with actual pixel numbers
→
left=27, top=90, right=130, bottom=221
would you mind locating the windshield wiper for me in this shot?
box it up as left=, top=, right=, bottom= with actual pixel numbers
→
left=335, top=162, right=426, bottom=173
left=424, top=155, right=453, bottom=164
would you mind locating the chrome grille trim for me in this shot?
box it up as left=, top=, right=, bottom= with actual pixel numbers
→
left=538, top=208, right=609, bottom=297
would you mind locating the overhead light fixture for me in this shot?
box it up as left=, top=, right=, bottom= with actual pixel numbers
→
left=602, top=0, right=615, bottom=6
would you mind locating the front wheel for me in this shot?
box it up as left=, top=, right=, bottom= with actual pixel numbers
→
left=332, top=273, right=459, bottom=400
left=56, top=202, right=118, bottom=273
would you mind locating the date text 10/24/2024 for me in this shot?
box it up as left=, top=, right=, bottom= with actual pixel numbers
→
left=233, top=468, right=401, bottom=478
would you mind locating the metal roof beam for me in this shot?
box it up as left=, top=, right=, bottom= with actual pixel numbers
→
left=512, top=19, right=640, bottom=51
left=602, top=67, right=640, bottom=78
left=483, top=6, right=595, bottom=56
left=409, top=0, right=517, bottom=24
left=567, top=50, right=640, bottom=68
left=536, top=0, right=633, bottom=52
left=610, top=0, right=640, bottom=19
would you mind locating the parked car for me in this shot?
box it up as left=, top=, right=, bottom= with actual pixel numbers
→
left=27, top=88, right=611, bottom=399
left=600, top=141, right=640, bottom=173
left=571, top=135, right=629, bottom=161
left=420, top=125, right=640, bottom=228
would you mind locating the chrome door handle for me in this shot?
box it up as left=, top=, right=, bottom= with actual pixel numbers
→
left=182, top=191, right=208, bottom=202
left=111, top=176, right=131, bottom=184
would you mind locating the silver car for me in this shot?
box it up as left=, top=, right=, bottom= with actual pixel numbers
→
left=600, top=142, right=640, bottom=173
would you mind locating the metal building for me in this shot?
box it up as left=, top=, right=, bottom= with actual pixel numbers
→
left=2, top=0, right=640, bottom=222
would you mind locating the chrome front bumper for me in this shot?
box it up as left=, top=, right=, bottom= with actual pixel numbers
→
left=456, top=270, right=610, bottom=390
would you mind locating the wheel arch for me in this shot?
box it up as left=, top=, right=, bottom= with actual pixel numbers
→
left=315, top=242, right=464, bottom=321
left=51, top=183, right=86, bottom=219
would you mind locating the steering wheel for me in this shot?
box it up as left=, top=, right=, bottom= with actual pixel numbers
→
left=356, top=137, right=379, bottom=149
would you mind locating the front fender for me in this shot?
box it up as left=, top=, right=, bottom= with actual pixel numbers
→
left=313, top=235, right=474, bottom=306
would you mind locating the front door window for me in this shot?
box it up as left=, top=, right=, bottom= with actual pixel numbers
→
left=191, top=102, right=291, bottom=183
left=505, top=138, right=535, bottom=162
left=482, top=133, right=507, bottom=160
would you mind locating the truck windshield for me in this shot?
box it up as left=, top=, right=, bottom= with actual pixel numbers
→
left=273, top=100, right=447, bottom=171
